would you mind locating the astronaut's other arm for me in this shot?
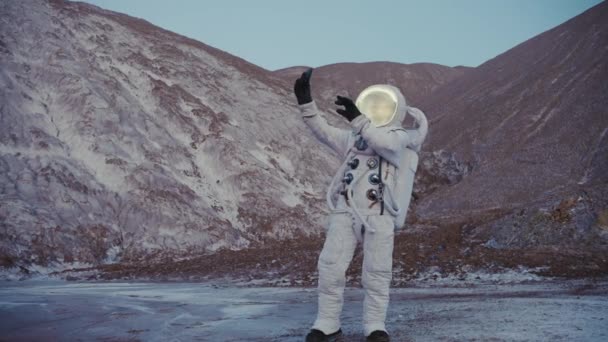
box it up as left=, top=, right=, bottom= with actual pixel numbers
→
left=350, top=107, right=428, bottom=166
left=405, top=106, right=428, bottom=148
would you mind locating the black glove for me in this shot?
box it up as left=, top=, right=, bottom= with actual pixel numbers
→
left=293, top=68, right=313, bottom=105
left=335, top=95, right=362, bottom=122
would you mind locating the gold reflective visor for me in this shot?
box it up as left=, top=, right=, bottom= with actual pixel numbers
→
left=355, top=85, right=398, bottom=127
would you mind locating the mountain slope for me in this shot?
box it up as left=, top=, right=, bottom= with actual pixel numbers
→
left=0, top=0, right=338, bottom=266
left=2, top=0, right=606, bottom=280
left=416, top=1, right=608, bottom=223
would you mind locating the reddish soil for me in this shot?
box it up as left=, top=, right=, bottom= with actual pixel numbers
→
left=60, top=223, right=608, bottom=286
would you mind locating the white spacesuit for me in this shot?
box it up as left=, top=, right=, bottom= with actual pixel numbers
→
left=298, top=82, right=428, bottom=340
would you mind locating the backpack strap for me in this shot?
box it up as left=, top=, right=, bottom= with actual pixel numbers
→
left=378, top=155, right=384, bottom=215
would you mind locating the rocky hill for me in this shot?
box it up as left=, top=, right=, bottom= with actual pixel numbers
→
left=413, top=1, right=608, bottom=251
left=1, top=0, right=606, bottom=281
left=0, top=0, right=341, bottom=267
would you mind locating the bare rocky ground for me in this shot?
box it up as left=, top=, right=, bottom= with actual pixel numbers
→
left=0, top=279, right=607, bottom=341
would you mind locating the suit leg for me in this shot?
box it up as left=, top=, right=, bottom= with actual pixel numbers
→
left=312, top=212, right=358, bottom=335
left=361, top=215, right=395, bottom=336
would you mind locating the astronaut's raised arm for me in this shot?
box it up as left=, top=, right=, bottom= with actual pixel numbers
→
left=299, top=100, right=351, bottom=156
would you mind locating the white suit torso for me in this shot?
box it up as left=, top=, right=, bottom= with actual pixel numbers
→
left=298, top=89, right=428, bottom=232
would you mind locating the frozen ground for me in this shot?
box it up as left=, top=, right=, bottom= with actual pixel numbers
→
left=0, top=279, right=607, bottom=341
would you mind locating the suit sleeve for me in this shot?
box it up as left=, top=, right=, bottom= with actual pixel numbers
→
left=350, top=107, right=428, bottom=166
left=299, top=100, right=352, bottom=156
left=405, top=106, right=428, bottom=150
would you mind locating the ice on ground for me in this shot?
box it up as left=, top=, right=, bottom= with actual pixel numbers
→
left=0, top=279, right=607, bottom=341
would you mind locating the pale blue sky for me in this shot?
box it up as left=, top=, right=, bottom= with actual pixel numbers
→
left=81, top=0, right=602, bottom=71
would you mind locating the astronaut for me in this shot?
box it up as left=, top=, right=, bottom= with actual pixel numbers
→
left=294, top=68, right=428, bottom=342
